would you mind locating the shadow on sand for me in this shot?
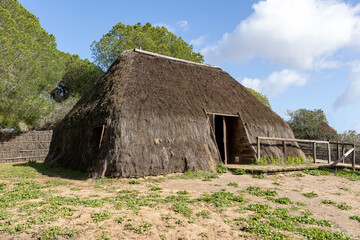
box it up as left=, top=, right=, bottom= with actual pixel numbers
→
left=12, top=161, right=88, bottom=180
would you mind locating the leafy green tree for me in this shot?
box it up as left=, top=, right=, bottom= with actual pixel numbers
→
left=0, top=0, right=103, bottom=130
left=91, top=22, right=204, bottom=70
left=0, top=0, right=65, bottom=130
left=51, top=53, right=103, bottom=102
left=287, top=109, right=337, bottom=140
left=246, top=88, right=271, bottom=108
left=338, top=130, right=360, bottom=145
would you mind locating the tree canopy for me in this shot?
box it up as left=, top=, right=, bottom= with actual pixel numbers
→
left=246, top=88, right=271, bottom=108
left=0, top=0, right=64, bottom=129
left=51, top=53, right=103, bottom=103
left=0, top=0, right=103, bottom=130
left=287, top=109, right=337, bottom=140
left=338, top=130, right=360, bottom=145
left=91, top=22, right=204, bottom=70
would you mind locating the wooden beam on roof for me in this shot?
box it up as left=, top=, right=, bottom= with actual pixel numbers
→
left=134, top=49, right=222, bottom=69
left=206, top=112, right=239, bottom=117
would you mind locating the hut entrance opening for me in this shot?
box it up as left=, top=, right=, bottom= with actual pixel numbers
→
left=208, top=113, right=242, bottom=165
left=89, top=125, right=105, bottom=148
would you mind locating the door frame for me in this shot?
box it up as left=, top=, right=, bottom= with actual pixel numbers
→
left=206, top=111, right=240, bottom=165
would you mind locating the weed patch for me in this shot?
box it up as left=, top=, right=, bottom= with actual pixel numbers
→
left=172, top=203, right=192, bottom=217
left=91, top=211, right=111, bottom=222
left=196, top=210, right=211, bottom=219
left=40, top=226, right=81, bottom=240
left=233, top=168, right=246, bottom=175
left=297, top=227, right=352, bottom=239
left=227, top=182, right=238, bottom=187
left=349, top=215, right=360, bottom=222
left=303, top=191, right=318, bottom=198
left=266, top=196, right=293, bottom=205
left=321, top=200, right=352, bottom=210
left=216, top=162, right=228, bottom=173
left=199, top=191, right=244, bottom=207
left=246, top=186, right=277, bottom=197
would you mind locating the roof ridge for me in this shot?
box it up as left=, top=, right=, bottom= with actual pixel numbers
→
left=133, top=49, right=221, bottom=69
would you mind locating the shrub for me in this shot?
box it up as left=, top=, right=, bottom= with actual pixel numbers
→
left=216, top=162, right=228, bottom=173
left=233, top=168, right=246, bottom=175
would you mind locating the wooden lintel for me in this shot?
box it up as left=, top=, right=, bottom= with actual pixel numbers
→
left=206, top=112, right=239, bottom=117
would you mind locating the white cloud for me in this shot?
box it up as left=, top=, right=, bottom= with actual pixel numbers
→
left=202, top=0, right=360, bottom=70
left=333, top=62, right=360, bottom=108
left=190, top=35, right=207, bottom=48
left=314, top=60, right=342, bottom=70
left=176, top=20, right=189, bottom=31
left=333, top=78, right=360, bottom=108
left=154, top=23, right=175, bottom=33
left=241, top=69, right=307, bottom=97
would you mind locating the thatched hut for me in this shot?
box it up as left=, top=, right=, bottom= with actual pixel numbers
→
left=45, top=49, right=303, bottom=177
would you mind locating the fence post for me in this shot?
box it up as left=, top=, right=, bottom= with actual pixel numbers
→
left=327, top=143, right=331, bottom=163
left=257, top=137, right=260, bottom=162
left=313, top=142, right=317, bottom=163
left=353, top=144, right=356, bottom=172
left=283, top=140, right=286, bottom=159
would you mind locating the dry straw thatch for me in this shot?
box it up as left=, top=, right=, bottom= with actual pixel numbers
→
left=45, top=49, right=304, bottom=177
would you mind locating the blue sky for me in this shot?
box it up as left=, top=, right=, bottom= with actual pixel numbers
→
left=19, top=0, right=360, bottom=133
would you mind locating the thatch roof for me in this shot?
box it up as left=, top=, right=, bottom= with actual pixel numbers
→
left=45, top=49, right=303, bottom=177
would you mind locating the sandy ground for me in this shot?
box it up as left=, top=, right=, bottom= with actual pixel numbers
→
left=1, top=170, right=360, bottom=240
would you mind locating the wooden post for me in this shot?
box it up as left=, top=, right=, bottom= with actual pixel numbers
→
left=313, top=142, right=317, bottom=163
left=257, top=137, right=260, bottom=162
left=342, top=145, right=345, bottom=163
left=223, top=117, right=227, bottom=165
left=283, top=140, right=286, bottom=159
left=327, top=143, right=331, bottom=163
left=353, top=144, right=356, bottom=172
left=337, top=142, right=340, bottom=160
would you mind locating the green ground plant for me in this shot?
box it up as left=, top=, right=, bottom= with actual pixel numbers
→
left=303, top=191, right=318, bottom=198
left=252, top=173, right=265, bottom=179
left=91, top=212, right=111, bottom=222
left=266, top=197, right=293, bottom=205
left=246, top=186, right=277, bottom=197
left=233, top=168, right=246, bottom=175
left=129, top=180, right=141, bottom=184
left=254, top=155, right=307, bottom=166
left=176, top=190, right=189, bottom=195
left=349, top=215, right=360, bottom=222
left=304, top=168, right=360, bottom=181
left=196, top=210, right=211, bottom=219
left=216, top=162, right=228, bottom=173
left=321, top=200, right=352, bottom=210
left=172, top=203, right=192, bottom=217
left=227, top=182, right=238, bottom=187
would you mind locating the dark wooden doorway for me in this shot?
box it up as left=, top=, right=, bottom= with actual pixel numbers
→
left=208, top=113, right=241, bottom=164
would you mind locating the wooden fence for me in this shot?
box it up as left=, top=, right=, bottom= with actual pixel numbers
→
left=0, top=130, right=52, bottom=163
left=257, top=136, right=358, bottom=170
